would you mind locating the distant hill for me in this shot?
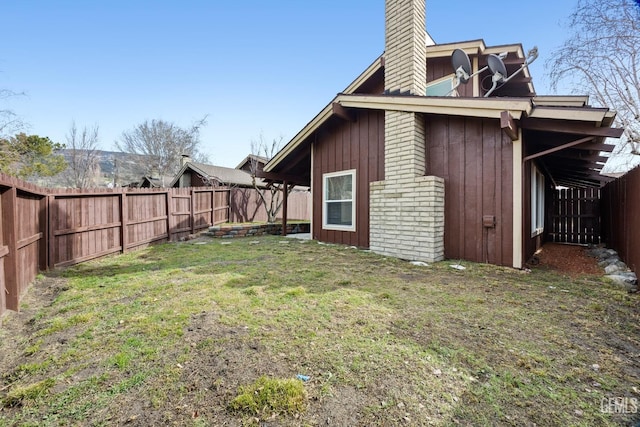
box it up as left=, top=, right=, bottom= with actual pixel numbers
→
left=43, top=150, right=153, bottom=188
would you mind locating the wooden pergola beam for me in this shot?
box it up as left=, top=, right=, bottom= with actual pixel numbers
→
left=544, top=151, right=609, bottom=163
left=523, top=136, right=594, bottom=162
left=521, top=117, right=624, bottom=138
left=575, top=142, right=615, bottom=152
left=257, top=170, right=307, bottom=186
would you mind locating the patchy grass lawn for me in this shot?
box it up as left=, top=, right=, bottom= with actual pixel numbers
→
left=1, top=235, right=639, bottom=426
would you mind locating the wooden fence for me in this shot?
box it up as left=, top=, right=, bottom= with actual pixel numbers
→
left=549, top=187, right=601, bottom=245
left=602, top=165, right=640, bottom=274
left=0, top=173, right=230, bottom=319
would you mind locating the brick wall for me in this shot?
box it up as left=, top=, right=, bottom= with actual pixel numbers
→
left=370, top=176, right=445, bottom=262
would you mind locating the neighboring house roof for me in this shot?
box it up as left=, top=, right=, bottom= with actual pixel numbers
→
left=170, top=161, right=265, bottom=187
left=140, top=175, right=173, bottom=188
left=235, top=154, right=268, bottom=170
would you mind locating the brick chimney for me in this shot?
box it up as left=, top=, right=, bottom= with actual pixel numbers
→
left=181, top=154, right=192, bottom=167
left=369, top=0, right=445, bottom=263
left=383, top=0, right=427, bottom=180
left=384, top=0, right=427, bottom=96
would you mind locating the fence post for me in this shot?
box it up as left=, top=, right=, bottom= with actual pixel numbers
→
left=191, top=188, right=195, bottom=234
left=39, top=194, right=48, bottom=271
left=210, top=188, right=214, bottom=227
left=120, top=190, right=128, bottom=254
left=1, top=187, right=19, bottom=311
left=47, top=195, right=56, bottom=269
left=166, top=189, right=173, bottom=241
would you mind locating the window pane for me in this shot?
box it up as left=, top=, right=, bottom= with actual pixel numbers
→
left=426, top=79, right=453, bottom=96
left=326, top=201, right=353, bottom=226
left=327, top=175, right=352, bottom=201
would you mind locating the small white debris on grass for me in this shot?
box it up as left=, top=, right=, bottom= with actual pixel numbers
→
left=221, top=242, right=232, bottom=245
left=249, top=241, right=260, bottom=245
left=432, top=368, right=442, bottom=376
left=194, top=241, right=207, bottom=245
left=548, top=286, right=556, bottom=289
left=591, top=364, right=600, bottom=371
left=450, top=264, right=466, bottom=270
left=411, top=261, right=429, bottom=267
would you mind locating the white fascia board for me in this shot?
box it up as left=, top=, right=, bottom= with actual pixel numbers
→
left=533, top=96, right=589, bottom=107
left=529, top=106, right=608, bottom=123
left=337, top=95, right=532, bottom=120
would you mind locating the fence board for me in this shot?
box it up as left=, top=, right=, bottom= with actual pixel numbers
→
left=602, top=166, right=640, bottom=274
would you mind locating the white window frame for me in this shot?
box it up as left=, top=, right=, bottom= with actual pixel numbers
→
left=322, top=169, right=356, bottom=232
left=531, top=165, right=545, bottom=237
left=426, top=76, right=456, bottom=97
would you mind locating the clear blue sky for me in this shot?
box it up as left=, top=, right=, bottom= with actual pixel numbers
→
left=2, top=1, right=578, bottom=168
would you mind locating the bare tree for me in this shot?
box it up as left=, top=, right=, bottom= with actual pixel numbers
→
left=249, top=134, right=293, bottom=223
left=1, top=88, right=24, bottom=138
left=116, top=117, right=208, bottom=186
left=547, top=0, right=640, bottom=155
left=63, top=122, right=100, bottom=188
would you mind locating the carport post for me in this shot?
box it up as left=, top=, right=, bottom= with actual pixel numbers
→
left=281, top=180, right=288, bottom=236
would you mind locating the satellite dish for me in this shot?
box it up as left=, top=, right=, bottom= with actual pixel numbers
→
left=452, top=49, right=472, bottom=84
left=487, top=54, right=508, bottom=82
left=447, top=48, right=489, bottom=95
left=484, top=46, right=539, bottom=97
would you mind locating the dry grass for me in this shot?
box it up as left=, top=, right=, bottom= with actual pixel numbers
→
left=1, top=235, right=639, bottom=426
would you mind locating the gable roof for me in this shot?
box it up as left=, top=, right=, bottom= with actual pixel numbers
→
left=265, top=36, right=623, bottom=188
left=235, top=154, right=268, bottom=170
left=265, top=40, right=536, bottom=173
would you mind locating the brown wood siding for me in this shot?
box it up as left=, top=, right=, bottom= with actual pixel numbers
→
left=312, top=110, right=385, bottom=248
left=425, top=115, right=513, bottom=266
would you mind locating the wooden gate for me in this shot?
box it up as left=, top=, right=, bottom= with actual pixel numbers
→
left=549, top=188, right=600, bottom=244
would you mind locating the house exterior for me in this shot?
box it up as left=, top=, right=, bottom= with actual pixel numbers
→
left=262, top=0, right=622, bottom=268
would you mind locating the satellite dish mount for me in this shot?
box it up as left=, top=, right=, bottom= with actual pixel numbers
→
left=484, top=46, right=539, bottom=97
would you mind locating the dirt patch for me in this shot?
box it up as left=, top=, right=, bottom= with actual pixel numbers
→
left=531, top=243, right=604, bottom=276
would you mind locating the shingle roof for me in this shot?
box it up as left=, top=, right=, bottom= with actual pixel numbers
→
left=171, top=161, right=266, bottom=187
